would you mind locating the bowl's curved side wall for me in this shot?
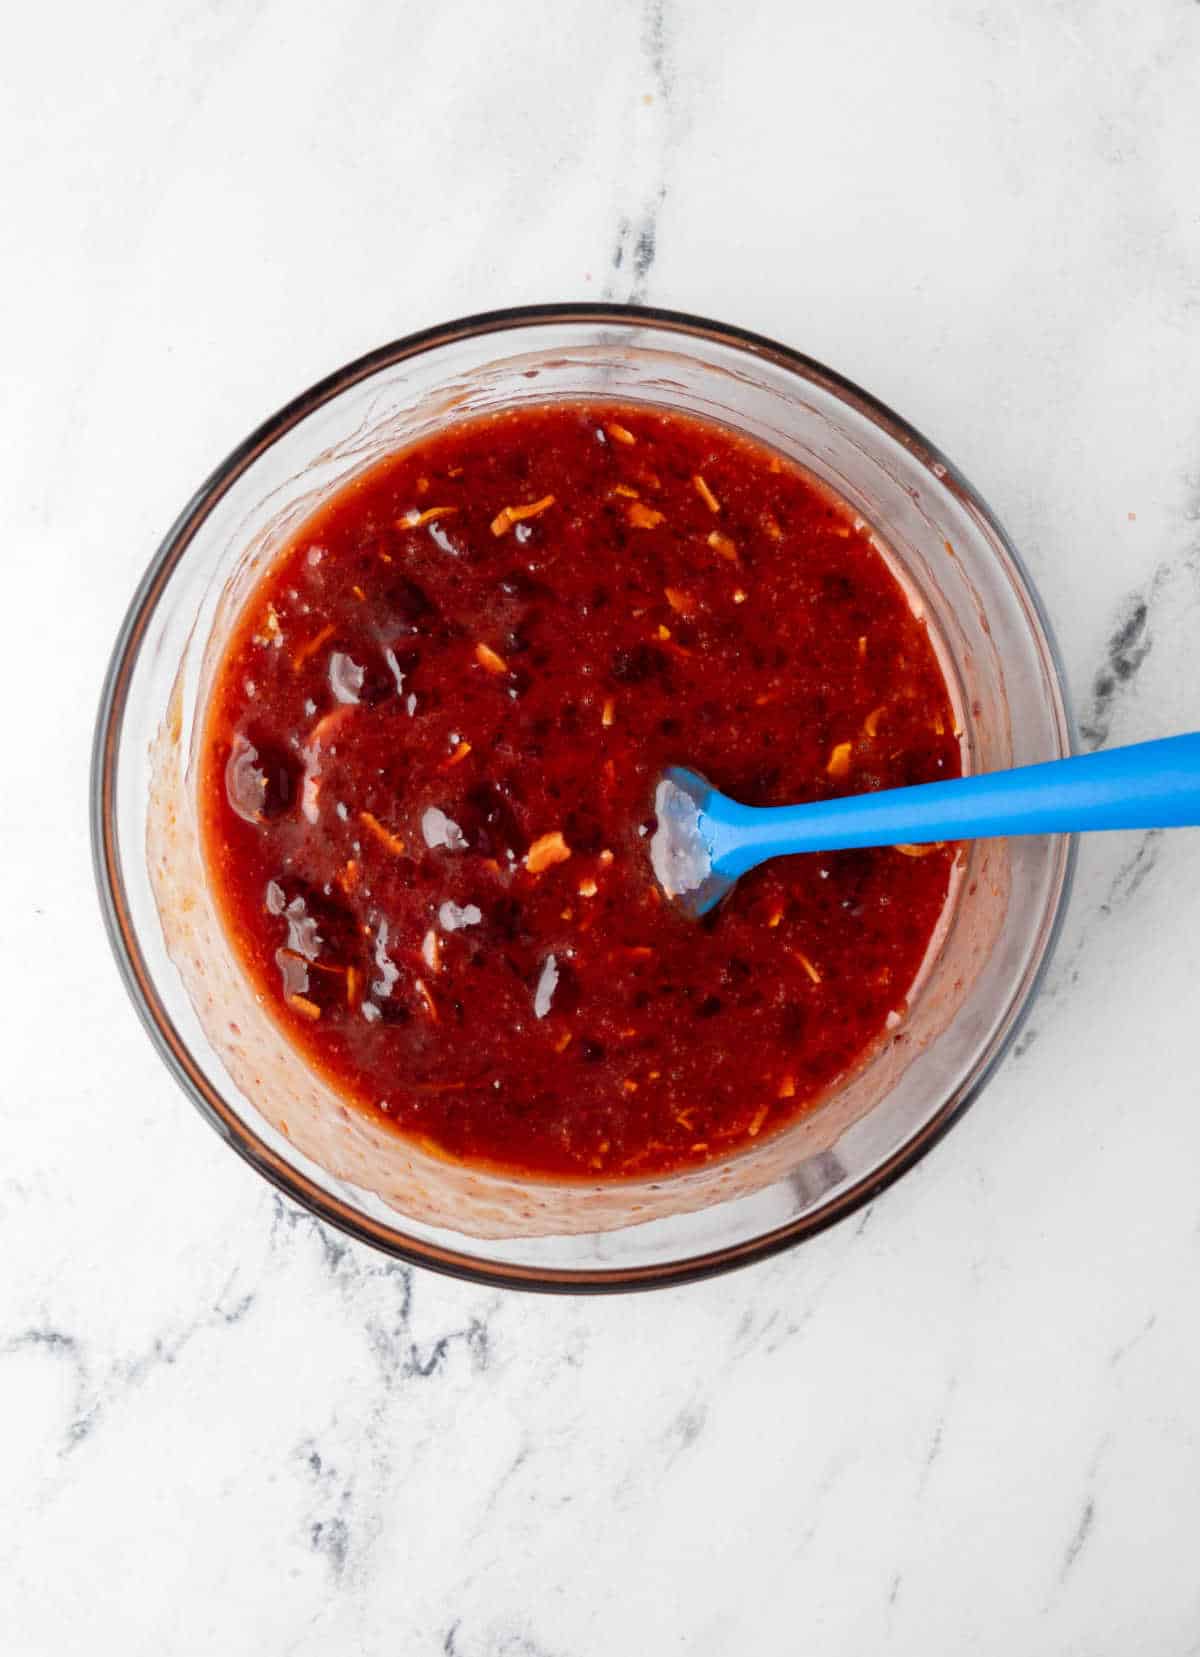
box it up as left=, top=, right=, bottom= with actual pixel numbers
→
left=102, top=306, right=1073, bottom=1277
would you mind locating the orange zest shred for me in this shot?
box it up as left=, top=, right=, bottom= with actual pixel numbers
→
left=305, top=706, right=351, bottom=753
left=414, top=978, right=438, bottom=1020
left=623, top=1079, right=639, bottom=1093
left=554, top=1031, right=573, bottom=1053
left=762, top=514, right=783, bottom=541
left=655, top=623, right=671, bottom=640
left=601, top=696, right=615, bottom=727
left=894, top=841, right=945, bottom=857
left=777, top=1075, right=796, bottom=1099
left=399, top=505, right=458, bottom=529
left=414, top=1132, right=461, bottom=1163
left=421, top=929, right=442, bottom=973
left=863, top=705, right=887, bottom=739
left=858, top=635, right=868, bottom=660
left=793, top=951, right=822, bottom=985
left=443, top=739, right=472, bottom=767
left=664, top=586, right=694, bottom=614
left=337, top=858, right=360, bottom=894
left=748, top=1103, right=770, bottom=1137
left=826, top=741, right=853, bottom=779
left=733, top=588, right=747, bottom=604
left=345, top=966, right=361, bottom=1008
left=351, top=584, right=367, bottom=601
left=767, top=903, right=785, bottom=928
left=628, top=501, right=665, bottom=530
left=599, top=849, right=614, bottom=867
left=612, top=483, right=640, bottom=498
left=475, top=642, right=508, bottom=675
left=292, top=623, right=335, bottom=671
left=708, top=530, right=738, bottom=562
left=447, top=465, right=464, bottom=478
left=255, top=603, right=284, bottom=647
left=606, top=422, right=636, bottom=445
left=693, top=474, right=720, bottom=513
left=359, top=811, right=406, bottom=855
left=279, top=951, right=346, bottom=983
left=287, top=994, right=322, bottom=1022
left=578, top=877, right=598, bottom=897
left=491, top=494, right=555, bottom=536
left=525, top=830, right=572, bottom=874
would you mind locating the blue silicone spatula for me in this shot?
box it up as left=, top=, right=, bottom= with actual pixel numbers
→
left=650, top=732, right=1200, bottom=917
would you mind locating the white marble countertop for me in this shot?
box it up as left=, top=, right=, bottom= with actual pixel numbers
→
left=6, top=2, right=1200, bottom=1651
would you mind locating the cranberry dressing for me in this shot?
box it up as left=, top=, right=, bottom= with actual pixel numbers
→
left=199, top=401, right=961, bottom=1180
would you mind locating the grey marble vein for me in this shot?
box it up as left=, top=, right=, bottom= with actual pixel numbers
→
left=793, top=1451, right=857, bottom=1560
left=913, top=1372, right=962, bottom=1503
left=477, top=1440, right=533, bottom=1526
left=300, top=1443, right=354, bottom=1581
left=1059, top=1496, right=1096, bottom=1584
left=1098, top=828, right=1163, bottom=916
left=1011, top=820, right=1168, bottom=1059
left=1045, top=1434, right=1115, bottom=1607
left=1108, top=1312, right=1158, bottom=1369
left=2, top=1274, right=259, bottom=1458
left=444, top=1625, right=566, bottom=1657
left=1078, top=585, right=1157, bottom=749
left=0, top=1326, right=93, bottom=1450
left=603, top=0, right=674, bottom=304
left=661, top=1400, right=708, bottom=1465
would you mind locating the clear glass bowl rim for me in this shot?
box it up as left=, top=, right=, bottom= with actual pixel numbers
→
left=91, top=301, right=1077, bottom=1294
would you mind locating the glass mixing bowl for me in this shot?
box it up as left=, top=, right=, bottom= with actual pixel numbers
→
left=92, top=304, right=1074, bottom=1291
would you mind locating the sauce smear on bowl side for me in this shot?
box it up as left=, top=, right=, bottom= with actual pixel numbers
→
left=199, top=403, right=961, bottom=1178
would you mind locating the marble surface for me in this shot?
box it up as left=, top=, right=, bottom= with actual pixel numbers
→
left=6, top=1, right=1200, bottom=1651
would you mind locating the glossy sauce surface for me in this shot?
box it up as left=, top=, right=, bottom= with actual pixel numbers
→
left=200, top=403, right=961, bottom=1178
